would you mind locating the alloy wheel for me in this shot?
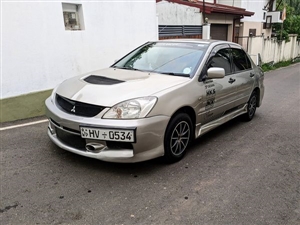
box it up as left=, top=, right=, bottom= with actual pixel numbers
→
left=170, top=121, right=190, bottom=156
left=248, top=95, right=257, bottom=118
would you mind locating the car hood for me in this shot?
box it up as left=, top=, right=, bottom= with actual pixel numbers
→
left=56, top=68, right=189, bottom=106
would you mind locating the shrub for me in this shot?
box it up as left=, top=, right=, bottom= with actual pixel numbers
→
left=262, top=60, right=292, bottom=72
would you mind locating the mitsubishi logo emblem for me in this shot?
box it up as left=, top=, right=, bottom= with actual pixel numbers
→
left=71, top=106, right=76, bottom=113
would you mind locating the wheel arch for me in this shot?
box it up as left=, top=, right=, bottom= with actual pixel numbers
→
left=253, top=87, right=260, bottom=107
left=163, top=106, right=196, bottom=163
left=168, top=106, right=196, bottom=139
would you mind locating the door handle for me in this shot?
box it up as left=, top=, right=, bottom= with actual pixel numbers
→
left=228, top=78, right=236, bottom=84
left=250, top=72, right=255, bottom=77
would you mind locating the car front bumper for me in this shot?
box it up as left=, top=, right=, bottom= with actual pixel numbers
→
left=45, top=97, right=170, bottom=163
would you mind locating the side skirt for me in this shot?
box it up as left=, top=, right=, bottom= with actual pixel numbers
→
left=195, top=103, right=248, bottom=138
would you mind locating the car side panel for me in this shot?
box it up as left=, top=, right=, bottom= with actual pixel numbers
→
left=234, top=69, right=255, bottom=106
left=200, top=75, right=238, bottom=124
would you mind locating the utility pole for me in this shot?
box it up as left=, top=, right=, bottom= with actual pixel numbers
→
left=202, top=0, right=211, bottom=39
left=280, top=0, right=286, bottom=40
left=203, top=0, right=206, bottom=24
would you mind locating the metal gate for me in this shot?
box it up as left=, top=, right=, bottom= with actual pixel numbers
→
left=211, top=24, right=228, bottom=41
left=158, top=25, right=202, bottom=40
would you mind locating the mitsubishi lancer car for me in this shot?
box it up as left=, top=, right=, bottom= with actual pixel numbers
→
left=45, top=39, right=264, bottom=163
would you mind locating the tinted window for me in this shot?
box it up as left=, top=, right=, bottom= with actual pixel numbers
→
left=207, top=48, right=232, bottom=75
left=231, top=48, right=252, bottom=72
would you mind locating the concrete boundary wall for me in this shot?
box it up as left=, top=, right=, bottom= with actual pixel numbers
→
left=248, top=34, right=300, bottom=64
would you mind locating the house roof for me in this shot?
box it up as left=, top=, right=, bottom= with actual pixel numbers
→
left=156, top=0, right=254, bottom=17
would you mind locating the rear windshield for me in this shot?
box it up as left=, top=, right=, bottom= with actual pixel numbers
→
left=112, top=42, right=209, bottom=77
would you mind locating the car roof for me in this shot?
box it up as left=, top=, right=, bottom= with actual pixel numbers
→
left=156, top=39, right=240, bottom=47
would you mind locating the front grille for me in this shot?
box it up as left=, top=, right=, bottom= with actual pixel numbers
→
left=56, top=94, right=105, bottom=117
left=56, top=128, right=86, bottom=151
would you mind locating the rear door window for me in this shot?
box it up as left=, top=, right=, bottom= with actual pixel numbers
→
left=231, top=48, right=252, bottom=72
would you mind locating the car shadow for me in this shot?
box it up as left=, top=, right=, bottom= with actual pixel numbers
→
left=190, top=117, right=243, bottom=149
left=50, top=142, right=167, bottom=176
left=186, top=114, right=263, bottom=159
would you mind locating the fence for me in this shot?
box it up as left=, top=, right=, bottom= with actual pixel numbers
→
left=247, top=34, right=300, bottom=64
left=235, top=35, right=264, bottom=53
left=235, top=36, right=250, bottom=52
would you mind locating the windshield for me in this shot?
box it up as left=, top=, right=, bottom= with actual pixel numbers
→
left=112, top=42, right=208, bottom=77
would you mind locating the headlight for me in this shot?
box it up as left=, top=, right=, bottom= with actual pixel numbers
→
left=103, top=97, right=157, bottom=119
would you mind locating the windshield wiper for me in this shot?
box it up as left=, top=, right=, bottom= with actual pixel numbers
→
left=112, top=66, right=140, bottom=71
left=158, top=72, right=190, bottom=77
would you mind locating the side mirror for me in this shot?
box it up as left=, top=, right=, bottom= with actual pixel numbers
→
left=207, top=67, right=225, bottom=79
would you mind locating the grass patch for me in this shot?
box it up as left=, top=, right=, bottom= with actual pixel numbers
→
left=262, top=60, right=293, bottom=72
left=261, top=58, right=300, bottom=72
left=0, top=89, right=52, bottom=122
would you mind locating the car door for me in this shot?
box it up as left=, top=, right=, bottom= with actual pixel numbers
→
left=199, top=45, right=239, bottom=124
left=230, top=45, right=255, bottom=106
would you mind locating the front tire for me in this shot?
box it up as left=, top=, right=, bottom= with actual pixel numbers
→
left=242, top=91, right=257, bottom=121
left=164, top=113, right=193, bottom=163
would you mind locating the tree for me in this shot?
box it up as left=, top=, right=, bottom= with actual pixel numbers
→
left=272, top=1, right=300, bottom=41
left=286, top=0, right=300, bottom=14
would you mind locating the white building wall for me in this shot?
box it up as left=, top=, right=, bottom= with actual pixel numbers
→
left=240, top=0, right=267, bottom=22
left=214, top=0, right=268, bottom=23
left=156, top=0, right=202, bottom=25
left=2, top=1, right=157, bottom=99
left=218, top=0, right=242, bottom=7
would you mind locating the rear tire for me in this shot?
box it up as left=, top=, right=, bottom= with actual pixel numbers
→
left=163, top=113, right=193, bottom=163
left=242, top=91, right=257, bottom=121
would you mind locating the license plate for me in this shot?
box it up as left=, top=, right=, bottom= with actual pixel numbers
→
left=80, top=127, right=135, bottom=143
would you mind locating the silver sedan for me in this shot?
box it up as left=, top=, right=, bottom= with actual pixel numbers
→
left=45, top=39, right=264, bottom=163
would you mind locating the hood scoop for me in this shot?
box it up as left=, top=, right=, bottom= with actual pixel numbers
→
left=84, top=75, right=125, bottom=85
